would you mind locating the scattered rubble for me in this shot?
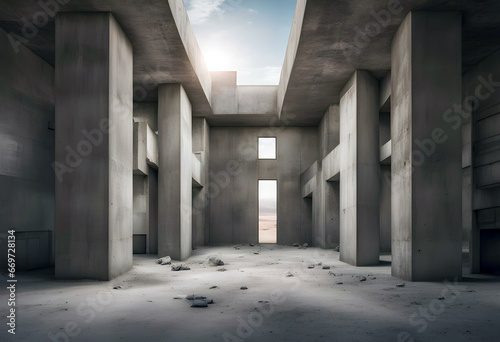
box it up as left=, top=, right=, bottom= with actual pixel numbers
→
left=171, top=265, right=191, bottom=271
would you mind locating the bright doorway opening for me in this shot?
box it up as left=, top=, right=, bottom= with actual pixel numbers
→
left=259, top=180, right=277, bottom=243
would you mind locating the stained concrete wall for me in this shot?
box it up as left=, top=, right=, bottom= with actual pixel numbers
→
left=209, top=127, right=317, bottom=245
left=54, top=13, right=133, bottom=280
left=339, top=70, right=380, bottom=266
left=462, top=48, right=500, bottom=273
left=0, top=27, right=55, bottom=270
left=158, top=84, right=192, bottom=261
left=391, top=12, right=462, bottom=281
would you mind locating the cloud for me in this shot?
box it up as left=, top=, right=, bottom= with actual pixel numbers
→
left=185, top=0, right=226, bottom=25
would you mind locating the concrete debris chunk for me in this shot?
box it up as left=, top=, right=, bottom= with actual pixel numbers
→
left=285, top=271, right=294, bottom=277
left=322, top=265, right=331, bottom=270
left=191, top=300, right=208, bottom=308
left=209, top=257, right=224, bottom=266
left=360, top=276, right=367, bottom=282
left=156, top=256, right=172, bottom=265
left=171, top=264, right=190, bottom=271
left=335, top=246, right=340, bottom=252
left=217, top=268, right=227, bottom=272
left=396, top=283, right=406, bottom=288
left=292, top=243, right=300, bottom=247
left=308, top=264, right=315, bottom=269
left=186, top=295, right=207, bottom=300
left=240, top=286, right=248, bottom=290
left=303, top=243, right=309, bottom=248
left=173, top=295, right=187, bottom=300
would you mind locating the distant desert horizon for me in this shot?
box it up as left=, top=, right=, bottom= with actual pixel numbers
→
left=259, top=215, right=277, bottom=243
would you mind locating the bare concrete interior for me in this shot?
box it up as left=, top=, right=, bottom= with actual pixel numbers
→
left=1, top=0, right=499, bottom=341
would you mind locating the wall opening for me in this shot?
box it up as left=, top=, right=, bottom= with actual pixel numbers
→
left=258, top=137, right=277, bottom=159
left=259, top=180, right=277, bottom=243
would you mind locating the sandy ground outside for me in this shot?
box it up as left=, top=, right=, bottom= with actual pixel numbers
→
left=1, top=245, right=499, bottom=342
left=259, top=216, right=277, bottom=243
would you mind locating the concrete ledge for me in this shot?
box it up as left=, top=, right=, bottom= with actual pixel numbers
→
left=323, top=146, right=340, bottom=181
left=302, top=175, right=316, bottom=198
left=380, top=140, right=392, bottom=165
left=192, top=153, right=203, bottom=188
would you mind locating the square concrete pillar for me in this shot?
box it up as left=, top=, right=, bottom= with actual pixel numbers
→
left=55, top=13, right=133, bottom=280
left=339, top=70, right=380, bottom=266
left=391, top=12, right=462, bottom=281
left=158, top=84, right=192, bottom=261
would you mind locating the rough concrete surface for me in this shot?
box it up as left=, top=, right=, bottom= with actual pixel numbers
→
left=1, top=246, right=499, bottom=341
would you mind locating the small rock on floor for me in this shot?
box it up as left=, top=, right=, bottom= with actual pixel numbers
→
left=217, top=268, right=227, bottom=272
left=240, top=286, right=248, bottom=290
left=171, top=265, right=191, bottom=271
left=396, top=283, right=406, bottom=288
left=336, top=282, right=343, bottom=285
left=335, top=246, right=340, bottom=252
left=438, top=296, right=445, bottom=300
left=209, top=286, right=218, bottom=289
left=249, top=243, right=254, bottom=247
left=308, top=265, right=315, bottom=269
left=209, top=257, right=224, bottom=266
left=173, top=295, right=187, bottom=300
left=360, top=276, right=367, bottom=282
left=254, top=252, right=259, bottom=255
left=322, top=266, right=330, bottom=270
left=113, top=286, right=121, bottom=290
left=292, top=243, right=300, bottom=247
left=156, top=256, right=172, bottom=265
left=303, top=243, right=309, bottom=248
left=191, top=300, right=208, bottom=308
left=285, top=271, right=294, bottom=277
left=186, top=295, right=207, bottom=300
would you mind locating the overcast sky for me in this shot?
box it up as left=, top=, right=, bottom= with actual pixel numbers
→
left=183, top=0, right=297, bottom=85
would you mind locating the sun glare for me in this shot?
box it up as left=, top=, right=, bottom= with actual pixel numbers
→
left=203, top=50, right=235, bottom=71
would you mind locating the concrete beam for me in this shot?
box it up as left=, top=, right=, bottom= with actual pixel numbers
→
left=54, top=13, right=133, bottom=280
left=391, top=11, right=462, bottom=281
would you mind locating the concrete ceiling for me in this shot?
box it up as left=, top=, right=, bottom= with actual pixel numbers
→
left=278, top=0, right=500, bottom=125
left=1, top=0, right=499, bottom=126
left=0, top=0, right=213, bottom=116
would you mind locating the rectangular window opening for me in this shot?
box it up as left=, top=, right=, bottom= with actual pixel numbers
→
left=259, top=180, right=277, bottom=244
left=258, top=137, right=277, bottom=159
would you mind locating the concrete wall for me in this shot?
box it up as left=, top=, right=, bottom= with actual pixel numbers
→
left=55, top=13, right=133, bottom=280
left=462, top=48, right=500, bottom=273
left=209, top=127, right=317, bottom=245
left=391, top=12, right=462, bottom=281
left=0, top=27, right=55, bottom=270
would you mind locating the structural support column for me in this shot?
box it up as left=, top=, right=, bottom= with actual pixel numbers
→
left=158, top=84, right=192, bottom=261
left=339, top=70, right=380, bottom=266
left=55, top=13, right=133, bottom=280
left=391, top=11, right=462, bottom=281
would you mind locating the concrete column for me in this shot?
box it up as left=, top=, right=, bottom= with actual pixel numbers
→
left=339, top=70, right=380, bottom=266
left=391, top=11, right=462, bottom=281
left=54, top=13, right=133, bottom=280
left=158, top=84, right=192, bottom=261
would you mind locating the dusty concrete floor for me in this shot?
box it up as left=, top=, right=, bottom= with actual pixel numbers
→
left=1, top=245, right=499, bottom=342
